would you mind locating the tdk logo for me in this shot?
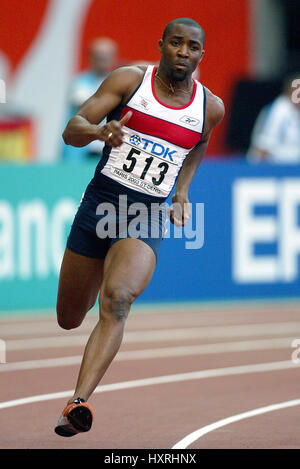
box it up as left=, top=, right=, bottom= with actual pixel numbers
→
left=130, top=135, right=141, bottom=146
left=129, top=135, right=176, bottom=161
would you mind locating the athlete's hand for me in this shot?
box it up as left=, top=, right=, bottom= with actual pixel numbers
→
left=97, top=111, right=132, bottom=147
left=169, top=192, right=191, bottom=226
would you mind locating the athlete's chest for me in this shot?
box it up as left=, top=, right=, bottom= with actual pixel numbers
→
left=100, top=65, right=206, bottom=198
left=129, top=90, right=203, bottom=132
left=124, top=67, right=205, bottom=148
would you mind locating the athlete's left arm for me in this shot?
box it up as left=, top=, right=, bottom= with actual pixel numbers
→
left=169, top=89, right=225, bottom=226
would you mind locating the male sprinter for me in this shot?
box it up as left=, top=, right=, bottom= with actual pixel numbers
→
left=55, top=17, right=224, bottom=437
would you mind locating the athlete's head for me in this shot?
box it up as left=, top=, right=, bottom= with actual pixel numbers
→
left=158, top=18, right=205, bottom=81
left=162, top=18, right=205, bottom=47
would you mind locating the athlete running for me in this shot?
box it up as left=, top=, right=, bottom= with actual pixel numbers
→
left=55, top=17, right=224, bottom=437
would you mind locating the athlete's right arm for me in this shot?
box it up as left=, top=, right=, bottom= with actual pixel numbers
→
left=62, top=66, right=143, bottom=148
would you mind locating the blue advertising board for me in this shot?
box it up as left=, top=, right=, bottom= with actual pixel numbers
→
left=0, top=160, right=300, bottom=312
left=146, top=161, right=300, bottom=302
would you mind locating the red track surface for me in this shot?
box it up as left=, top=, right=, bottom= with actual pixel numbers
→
left=0, top=302, right=300, bottom=449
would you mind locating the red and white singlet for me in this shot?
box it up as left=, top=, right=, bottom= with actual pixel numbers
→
left=100, top=65, right=206, bottom=199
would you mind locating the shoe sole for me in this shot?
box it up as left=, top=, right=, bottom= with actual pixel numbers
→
left=54, top=404, right=93, bottom=437
left=54, top=425, right=77, bottom=437
left=68, top=405, right=93, bottom=432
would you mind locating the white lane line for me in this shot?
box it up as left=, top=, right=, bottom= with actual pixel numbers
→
left=172, top=398, right=300, bottom=449
left=5, top=322, right=300, bottom=350
left=1, top=299, right=299, bottom=322
left=2, top=309, right=300, bottom=337
left=0, top=360, right=297, bottom=410
left=6, top=335, right=87, bottom=350
left=0, top=337, right=295, bottom=372
left=0, top=321, right=96, bottom=337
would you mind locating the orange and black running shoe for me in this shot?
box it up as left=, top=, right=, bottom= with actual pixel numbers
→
left=54, top=398, right=93, bottom=437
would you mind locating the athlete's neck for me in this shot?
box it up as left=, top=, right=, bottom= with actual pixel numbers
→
left=155, top=66, right=193, bottom=95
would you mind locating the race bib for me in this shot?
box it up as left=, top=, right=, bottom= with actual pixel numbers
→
left=101, top=131, right=186, bottom=198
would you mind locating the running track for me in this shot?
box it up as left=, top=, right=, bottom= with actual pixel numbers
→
left=0, top=301, right=300, bottom=449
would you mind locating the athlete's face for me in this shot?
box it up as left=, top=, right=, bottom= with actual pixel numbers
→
left=158, top=24, right=205, bottom=81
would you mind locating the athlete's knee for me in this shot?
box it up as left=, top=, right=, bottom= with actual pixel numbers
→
left=56, top=292, right=97, bottom=329
left=57, top=316, right=82, bottom=330
left=100, top=285, right=137, bottom=322
left=56, top=304, right=84, bottom=330
left=57, top=313, right=83, bottom=330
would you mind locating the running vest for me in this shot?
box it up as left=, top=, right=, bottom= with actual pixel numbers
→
left=99, top=65, right=206, bottom=199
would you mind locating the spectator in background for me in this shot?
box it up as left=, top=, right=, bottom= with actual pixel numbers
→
left=247, top=73, right=300, bottom=164
left=62, top=38, right=118, bottom=162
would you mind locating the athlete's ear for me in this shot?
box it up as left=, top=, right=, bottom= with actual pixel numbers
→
left=158, top=39, right=163, bottom=54
left=199, top=49, right=205, bottom=64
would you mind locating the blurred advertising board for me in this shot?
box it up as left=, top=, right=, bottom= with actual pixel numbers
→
left=0, top=161, right=299, bottom=313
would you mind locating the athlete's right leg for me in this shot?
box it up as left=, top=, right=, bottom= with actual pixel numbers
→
left=54, top=247, right=104, bottom=436
left=56, top=248, right=104, bottom=330
left=68, top=238, right=157, bottom=403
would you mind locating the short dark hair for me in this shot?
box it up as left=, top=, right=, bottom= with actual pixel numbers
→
left=162, top=18, right=205, bottom=46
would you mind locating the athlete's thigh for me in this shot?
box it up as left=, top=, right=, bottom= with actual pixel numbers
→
left=57, top=247, right=104, bottom=326
left=101, top=238, right=156, bottom=302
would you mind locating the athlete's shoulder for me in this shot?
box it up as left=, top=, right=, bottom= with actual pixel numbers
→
left=95, top=65, right=147, bottom=99
left=204, top=86, right=225, bottom=127
left=98, top=65, right=146, bottom=97
left=109, top=65, right=147, bottom=84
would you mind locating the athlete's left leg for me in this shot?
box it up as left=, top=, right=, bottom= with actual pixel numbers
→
left=69, top=237, right=156, bottom=403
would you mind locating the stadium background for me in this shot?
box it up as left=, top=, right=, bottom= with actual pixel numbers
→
left=0, top=0, right=300, bottom=313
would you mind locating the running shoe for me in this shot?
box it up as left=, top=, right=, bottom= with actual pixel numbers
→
left=54, top=398, right=93, bottom=437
